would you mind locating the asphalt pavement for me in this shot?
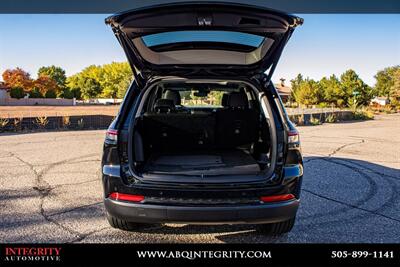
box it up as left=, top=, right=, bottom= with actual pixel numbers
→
left=0, top=114, right=399, bottom=243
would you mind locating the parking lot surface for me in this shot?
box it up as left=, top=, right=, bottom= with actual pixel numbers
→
left=0, top=114, right=399, bottom=243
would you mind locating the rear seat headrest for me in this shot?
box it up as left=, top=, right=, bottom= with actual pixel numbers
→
left=154, top=99, right=175, bottom=113
left=221, top=93, right=230, bottom=107
left=164, top=90, right=181, bottom=105
left=227, top=92, right=248, bottom=108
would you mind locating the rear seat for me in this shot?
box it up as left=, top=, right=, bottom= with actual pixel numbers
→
left=221, top=93, right=230, bottom=107
left=141, top=91, right=258, bottom=152
left=163, top=90, right=181, bottom=106
left=142, top=111, right=216, bottom=151
left=215, top=92, right=258, bottom=148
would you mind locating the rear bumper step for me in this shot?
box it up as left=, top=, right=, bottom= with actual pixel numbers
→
left=104, top=198, right=299, bottom=224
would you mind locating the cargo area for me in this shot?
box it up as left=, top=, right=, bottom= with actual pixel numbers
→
left=129, top=80, right=274, bottom=180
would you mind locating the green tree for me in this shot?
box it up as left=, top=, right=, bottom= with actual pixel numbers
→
left=340, top=69, right=372, bottom=107
left=209, top=91, right=225, bottom=105
left=291, top=73, right=304, bottom=91
left=58, top=88, right=74, bottom=99
left=66, top=62, right=133, bottom=99
left=78, top=77, right=102, bottom=99
left=38, top=65, right=67, bottom=89
left=290, top=73, right=304, bottom=101
left=29, top=88, right=43, bottom=98
left=45, top=90, right=57, bottom=98
left=60, top=86, right=82, bottom=99
left=392, top=68, right=400, bottom=99
left=9, top=87, right=25, bottom=99
left=65, top=75, right=80, bottom=98
left=319, top=75, right=343, bottom=107
left=66, top=65, right=103, bottom=99
left=374, top=65, right=400, bottom=100
left=292, top=79, right=322, bottom=107
left=70, top=88, right=82, bottom=99
left=100, top=62, right=133, bottom=98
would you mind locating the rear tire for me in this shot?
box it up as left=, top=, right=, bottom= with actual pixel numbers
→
left=257, top=217, right=296, bottom=235
left=106, top=212, right=152, bottom=231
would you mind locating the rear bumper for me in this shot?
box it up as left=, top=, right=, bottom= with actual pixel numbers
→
left=104, top=198, right=299, bottom=224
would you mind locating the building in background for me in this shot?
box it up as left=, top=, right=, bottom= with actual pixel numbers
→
left=0, top=82, right=10, bottom=99
left=370, top=96, right=390, bottom=106
left=275, top=78, right=292, bottom=103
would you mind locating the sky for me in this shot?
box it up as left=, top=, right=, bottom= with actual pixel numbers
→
left=0, top=14, right=399, bottom=86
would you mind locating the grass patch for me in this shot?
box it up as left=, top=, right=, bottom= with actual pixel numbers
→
left=352, top=109, right=374, bottom=120
left=325, top=113, right=337, bottom=123
left=309, top=115, right=322, bottom=126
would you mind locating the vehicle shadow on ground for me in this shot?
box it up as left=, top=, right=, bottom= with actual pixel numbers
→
left=1, top=156, right=399, bottom=243
left=125, top=156, right=400, bottom=243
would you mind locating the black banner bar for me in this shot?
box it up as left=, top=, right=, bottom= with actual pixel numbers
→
left=1, top=244, right=399, bottom=266
left=0, top=0, right=399, bottom=14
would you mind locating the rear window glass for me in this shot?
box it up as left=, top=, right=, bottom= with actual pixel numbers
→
left=179, top=90, right=227, bottom=108
left=142, top=31, right=265, bottom=48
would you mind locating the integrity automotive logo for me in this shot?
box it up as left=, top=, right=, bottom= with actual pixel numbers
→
left=2, top=247, right=62, bottom=263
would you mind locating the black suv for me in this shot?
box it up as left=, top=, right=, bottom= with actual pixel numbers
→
left=102, top=2, right=303, bottom=234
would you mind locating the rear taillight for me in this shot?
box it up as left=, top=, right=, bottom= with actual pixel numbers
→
left=105, top=129, right=118, bottom=144
left=108, top=192, right=144, bottom=203
left=288, top=129, right=299, bottom=144
left=260, top=194, right=295, bottom=203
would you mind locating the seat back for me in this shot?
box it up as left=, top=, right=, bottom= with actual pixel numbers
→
left=215, top=92, right=258, bottom=148
left=163, top=90, right=181, bottom=105
left=142, top=112, right=216, bottom=152
left=153, top=98, right=175, bottom=113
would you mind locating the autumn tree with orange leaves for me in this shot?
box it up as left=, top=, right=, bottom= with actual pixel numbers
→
left=2, top=68, right=60, bottom=98
left=2, top=68, right=33, bottom=90
left=33, top=75, right=59, bottom=98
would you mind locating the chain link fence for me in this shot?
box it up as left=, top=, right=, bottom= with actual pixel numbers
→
left=286, top=107, right=348, bottom=115
left=0, top=114, right=114, bottom=132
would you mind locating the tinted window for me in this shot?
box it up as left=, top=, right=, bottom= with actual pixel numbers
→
left=142, top=31, right=265, bottom=48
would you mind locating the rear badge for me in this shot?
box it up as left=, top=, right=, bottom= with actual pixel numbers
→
left=197, top=16, right=212, bottom=26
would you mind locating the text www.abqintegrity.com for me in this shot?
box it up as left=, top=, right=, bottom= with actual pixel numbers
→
left=137, top=250, right=272, bottom=260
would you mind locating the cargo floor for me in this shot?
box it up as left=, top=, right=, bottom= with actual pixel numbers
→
left=143, top=149, right=261, bottom=176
